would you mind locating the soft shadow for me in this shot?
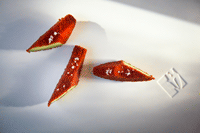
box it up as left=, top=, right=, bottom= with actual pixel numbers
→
left=0, top=45, right=75, bottom=107
left=0, top=20, right=108, bottom=107
left=66, top=21, right=108, bottom=60
left=0, top=54, right=50, bottom=107
left=49, top=21, right=110, bottom=82
left=172, top=68, right=188, bottom=89
left=0, top=15, right=55, bottom=50
left=195, top=124, right=200, bottom=133
left=68, top=21, right=107, bottom=45
left=111, top=0, right=200, bottom=25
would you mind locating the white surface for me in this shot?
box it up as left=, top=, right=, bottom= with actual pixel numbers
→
left=112, top=0, right=200, bottom=25
left=1, top=0, right=200, bottom=133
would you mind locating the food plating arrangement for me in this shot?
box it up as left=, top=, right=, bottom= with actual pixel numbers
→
left=26, top=14, right=155, bottom=107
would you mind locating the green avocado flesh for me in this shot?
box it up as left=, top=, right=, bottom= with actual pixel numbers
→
left=29, top=42, right=63, bottom=52
left=51, top=85, right=77, bottom=104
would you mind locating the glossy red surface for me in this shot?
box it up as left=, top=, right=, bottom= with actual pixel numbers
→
left=48, top=45, right=87, bottom=107
left=26, top=14, right=76, bottom=52
left=93, top=60, right=155, bottom=81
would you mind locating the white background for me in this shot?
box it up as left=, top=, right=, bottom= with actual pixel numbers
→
left=1, top=0, right=200, bottom=132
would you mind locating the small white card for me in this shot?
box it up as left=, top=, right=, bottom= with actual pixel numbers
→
left=157, top=68, right=187, bottom=98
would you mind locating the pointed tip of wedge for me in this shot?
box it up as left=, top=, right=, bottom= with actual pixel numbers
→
left=48, top=102, right=51, bottom=107
left=26, top=49, right=30, bottom=53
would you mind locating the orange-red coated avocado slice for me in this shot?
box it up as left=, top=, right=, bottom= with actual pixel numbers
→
left=48, top=45, right=87, bottom=107
left=26, top=14, right=76, bottom=53
left=93, top=60, right=155, bottom=81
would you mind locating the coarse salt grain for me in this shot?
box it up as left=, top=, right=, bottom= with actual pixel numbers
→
left=126, top=72, right=131, bottom=76
left=48, top=35, right=54, bottom=43
left=106, top=68, right=112, bottom=75
left=125, top=69, right=131, bottom=76
left=54, top=32, right=57, bottom=35
left=48, top=38, right=53, bottom=43
left=74, top=57, right=79, bottom=60
left=72, top=66, right=75, bottom=69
